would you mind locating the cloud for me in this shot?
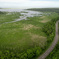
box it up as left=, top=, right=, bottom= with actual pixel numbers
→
left=0, top=0, right=30, bottom=2
left=0, top=0, right=59, bottom=8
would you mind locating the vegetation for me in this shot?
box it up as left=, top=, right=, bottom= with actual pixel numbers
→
left=46, top=23, right=59, bottom=59
left=0, top=11, right=5, bottom=14
left=29, top=8, right=59, bottom=59
left=0, top=9, right=59, bottom=59
left=0, top=12, right=47, bottom=59
left=27, top=8, right=59, bottom=13
left=0, top=12, right=21, bottom=24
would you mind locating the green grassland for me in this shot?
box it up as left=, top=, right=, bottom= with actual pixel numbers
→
left=0, top=12, right=47, bottom=51
left=0, top=11, right=59, bottom=59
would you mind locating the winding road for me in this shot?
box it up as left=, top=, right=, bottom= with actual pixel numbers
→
left=38, top=20, right=59, bottom=59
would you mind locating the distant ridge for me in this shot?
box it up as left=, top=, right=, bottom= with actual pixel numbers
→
left=27, top=8, right=59, bottom=13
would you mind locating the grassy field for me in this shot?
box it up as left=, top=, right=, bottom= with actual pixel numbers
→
left=0, top=11, right=59, bottom=59
left=0, top=12, right=47, bottom=51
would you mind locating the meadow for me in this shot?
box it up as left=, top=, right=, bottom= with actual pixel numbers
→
left=0, top=10, right=59, bottom=59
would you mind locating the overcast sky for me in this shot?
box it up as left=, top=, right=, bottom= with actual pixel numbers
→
left=0, top=0, right=59, bottom=9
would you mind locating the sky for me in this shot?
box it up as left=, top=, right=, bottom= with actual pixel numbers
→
left=0, top=0, right=59, bottom=9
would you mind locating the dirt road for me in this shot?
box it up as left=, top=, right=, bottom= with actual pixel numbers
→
left=38, top=20, right=59, bottom=59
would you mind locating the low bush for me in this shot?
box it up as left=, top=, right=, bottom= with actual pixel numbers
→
left=42, top=17, right=59, bottom=45
left=0, top=47, right=42, bottom=59
left=0, top=11, right=5, bottom=14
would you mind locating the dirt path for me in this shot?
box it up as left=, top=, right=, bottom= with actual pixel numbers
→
left=38, top=20, right=59, bottom=59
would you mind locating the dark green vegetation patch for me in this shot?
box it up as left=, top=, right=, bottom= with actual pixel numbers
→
left=46, top=23, right=59, bottom=59
left=27, top=8, right=59, bottom=13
